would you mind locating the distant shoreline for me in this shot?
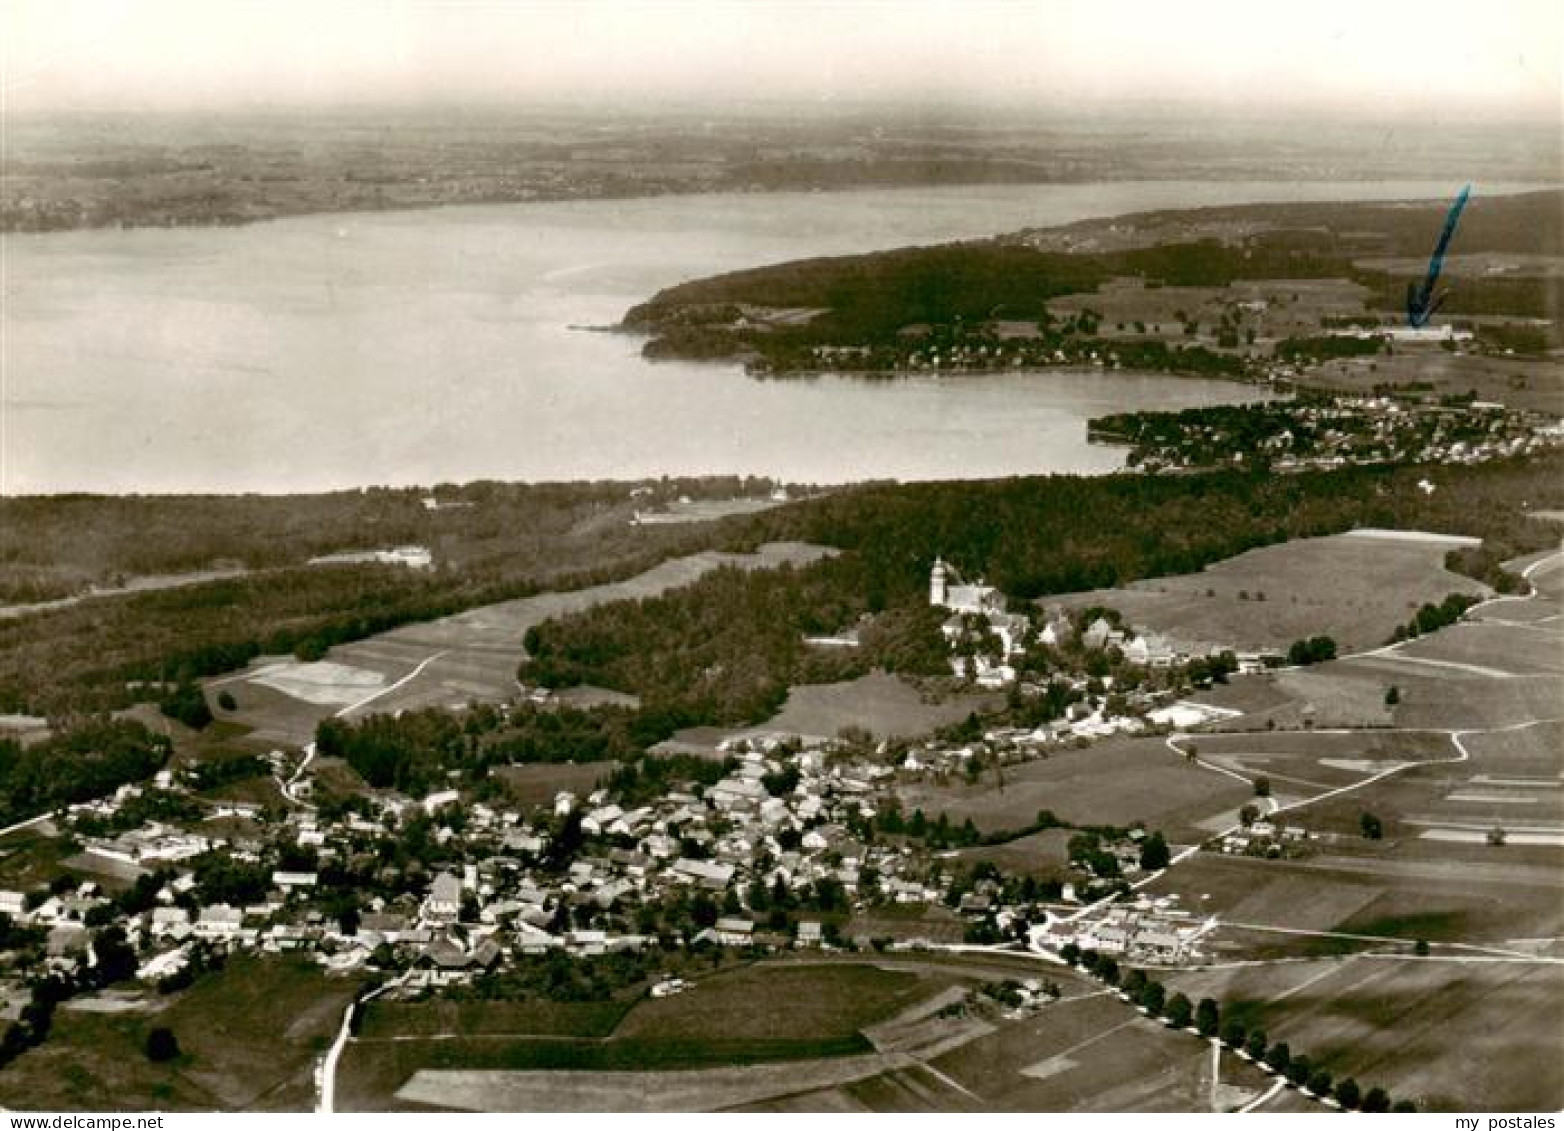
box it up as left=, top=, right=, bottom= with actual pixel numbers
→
left=8, top=175, right=1561, bottom=239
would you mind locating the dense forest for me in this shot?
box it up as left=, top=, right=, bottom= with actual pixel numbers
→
left=0, top=719, right=170, bottom=826
left=624, top=190, right=1564, bottom=370
left=0, top=481, right=770, bottom=716
left=624, top=234, right=1355, bottom=372
left=0, top=477, right=780, bottom=604
left=523, top=561, right=952, bottom=727
left=520, top=453, right=1564, bottom=730
left=316, top=702, right=660, bottom=797
left=0, top=451, right=1555, bottom=816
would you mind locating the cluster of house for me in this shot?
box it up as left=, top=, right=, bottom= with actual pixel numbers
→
left=1123, top=395, right=1564, bottom=475
left=930, top=558, right=1199, bottom=689
left=895, top=710, right=1151, bottom=781
left=1217, top=819, right=1310, bottom=858
left=1041, top=895, right=1211, bottom=965
left=0, top=734, right=976, bottom=992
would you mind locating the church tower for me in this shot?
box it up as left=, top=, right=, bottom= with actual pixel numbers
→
left=930, top=557, right=949, bottom=607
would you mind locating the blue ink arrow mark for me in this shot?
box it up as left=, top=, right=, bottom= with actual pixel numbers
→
left=1407, top=184, right=1471, bottom=327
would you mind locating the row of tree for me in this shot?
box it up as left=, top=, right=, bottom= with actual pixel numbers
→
left=1059, top=945, right=1416, bottom=1112
left=1388, top=592, right=1481, bottom=644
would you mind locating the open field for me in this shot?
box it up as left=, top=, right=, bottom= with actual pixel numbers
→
left=1145, top=847, right=1564, bottom=954
left=1301, top=346, right=1564, bottom=415
left=954, top=828, right=1076, bottom=877
left=846, top=904, right=969, bottom=946
left=1165, top=957, right=1564, bottom=1111
left=391, top=1051, right=910, bottom=1113
left=755, top=672, right=1001, bottom=742
left=0, top=956, right=363, bottom=1111
left=491, top=761, right=618, bottom=809
left=1048, top=276, right=1372, bottom=344
left=899, top=735, right=1251, bottom=840
left=0, top=823, right=72, bottom=890
left=1187, top=729, right=1457, bottom=801
left=1268, top=747, right=1564, bottom=866
left=215, top=542, right=833, bottom=749
left=359, top=999, right=628, bottom=1041
left=632, top=497, right=789, bottom=524
left=614, top=963, right=939, bottom=1043
left=657, top=674, right=1002, bottom=753
left=1183, top=543, right=1563, bottom=734
left=1054, top=531, right=1488, bottom=656
left=338, top=959, right=958, bottom=1111
left=919, top=990, right=1269, bottom=1111
left=1198, top=666, right=1398, bottom=730
left=745, top=996, right=1276, bottom=1111
left=1389, top=618, right=1564, bottom=678
left=367, top=955, right=1274, bottom=1113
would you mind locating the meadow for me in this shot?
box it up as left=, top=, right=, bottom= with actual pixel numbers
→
left=899, top=735, right=1251, bottom=840
left=1166, top=957, right=1564, bottom=1111
left=0, top=956, right=363, bottom=1111
left=1055, top=531, right=1488, bottom=656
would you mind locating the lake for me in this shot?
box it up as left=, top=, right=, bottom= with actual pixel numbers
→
left=0, top=179, right=1513, bottom=494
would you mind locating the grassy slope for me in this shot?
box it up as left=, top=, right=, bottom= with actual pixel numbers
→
left=338, top=961, right=949, bottom=1111
left=0, top=956, right=365, bottom=1112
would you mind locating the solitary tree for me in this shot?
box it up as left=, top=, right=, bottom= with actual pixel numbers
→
left=1359, top=811, right=1384, bottom=840
left=145, top=1026, right=180, bottom=1062
left=1335, top=1077, right=1362, bottom=1110
left=1384, top=685, right=1400, bottom=706
left=1487, top=826, right=1507, bottom=847
left=91, top=927, right=138, bottom=986
left=1253, top=776, right=1271, bottom=798
left=1139, top=832, right=1171, bottom=871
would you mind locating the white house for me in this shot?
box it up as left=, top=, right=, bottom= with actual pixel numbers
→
left=195, top=904, right=244, bottom=939
left=424, top=873, right=462, bottom=923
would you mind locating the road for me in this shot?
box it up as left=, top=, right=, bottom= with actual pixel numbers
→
left=318, top=973, right=408, bottom=1113
left=279, top=648, right=452, bottom=806
left=1019, top=544, right=1564, bottom=1110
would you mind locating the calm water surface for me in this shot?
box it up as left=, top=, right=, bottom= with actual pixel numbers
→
left=1, top=180, right=1513, bottom=493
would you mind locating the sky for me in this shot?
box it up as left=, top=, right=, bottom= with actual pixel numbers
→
left=2, top=0, right=1560, bottom=121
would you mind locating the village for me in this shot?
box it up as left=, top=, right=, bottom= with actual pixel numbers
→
left=0, top=553, right=1310, bottom=1025
left=1091, top=392, right=1564, bottom=475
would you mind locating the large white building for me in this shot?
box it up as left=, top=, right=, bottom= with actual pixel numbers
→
left=929, top=557, right=1004, bottom=615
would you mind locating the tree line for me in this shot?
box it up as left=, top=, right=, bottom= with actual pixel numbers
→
left=518, top=454, right=1562, bottom=733
left=1059, top=945, right=1416, bottom=1112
